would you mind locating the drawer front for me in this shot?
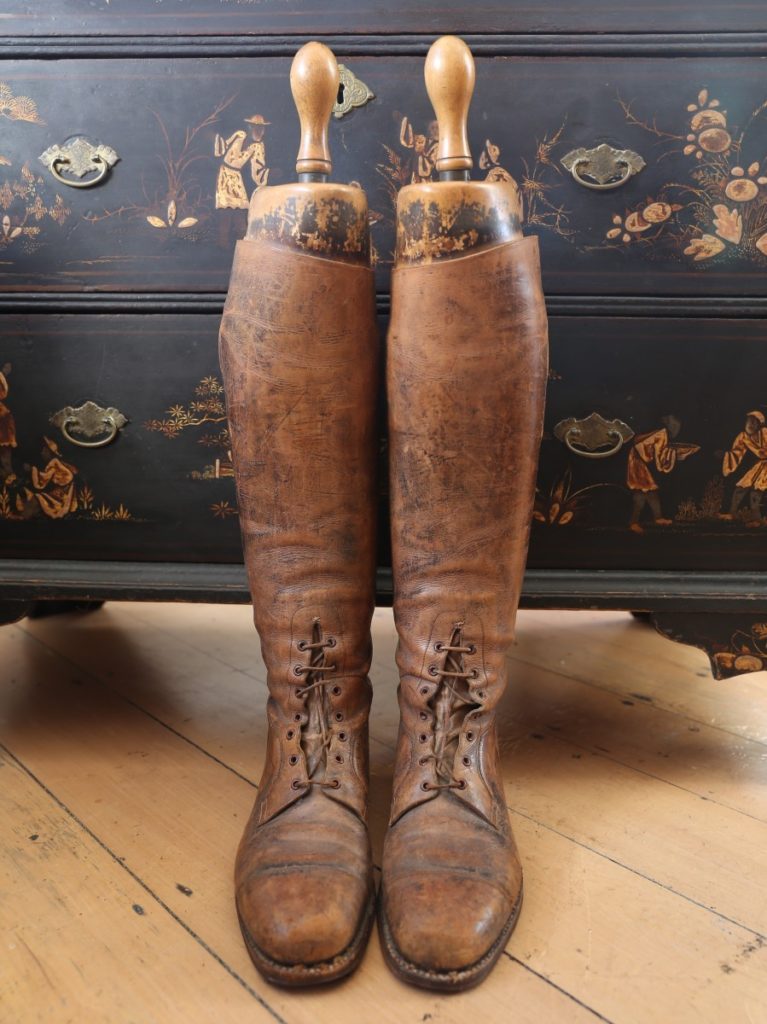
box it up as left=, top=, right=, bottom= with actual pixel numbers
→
left=530, top=317, right=767, bottom=571
left=2, top=2, right=761, bottom=35
left=0, top=314, right=243, bottom=561
left=3, top=57, right=767, bottom=296
left=2, top=313, right=764, bottom=573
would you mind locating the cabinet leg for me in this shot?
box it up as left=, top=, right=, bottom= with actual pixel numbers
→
left=650, top=611, right=767, bottom=679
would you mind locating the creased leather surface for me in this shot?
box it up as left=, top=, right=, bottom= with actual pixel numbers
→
left=219, top=237, right=378, bottom=975
left=383, top=235, right=548, bottom=981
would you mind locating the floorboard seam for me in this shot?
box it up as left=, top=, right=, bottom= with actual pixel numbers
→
left=16, top=622, right=261, bottom=789
left=507, top=652, right=767, bottom=751
left=543, top=730, right=767, bottom=826
left=509, top=804, right=767, bottom=941
left=0, top=741, right=287, bottom=1024
left=504, top=954, right=617, bottom=1023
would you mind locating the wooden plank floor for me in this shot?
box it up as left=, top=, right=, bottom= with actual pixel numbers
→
left=2, top=603, right=767, bottom=1024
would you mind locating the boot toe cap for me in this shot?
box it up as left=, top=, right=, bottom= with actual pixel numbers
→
left=238, top=868, right=368, bottom=966
left=383, top=872, right=516, bottom=972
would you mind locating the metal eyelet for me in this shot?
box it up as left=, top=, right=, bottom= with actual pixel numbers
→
left=335, top=712, right=344, bottom=722
left=293, top=665, right=304, bottom=677
left=291, top=779, right=302, bottom=790
left=477, top=690, right=486, bottom=700
left=421, top=781, right=431, bottom=792
left=331, top=779, right=340, bottom=789
left=297, top=640, right=308, bottom=652
left=294, top=713, right=303, bottom=722
left=419, top=711, right=428, bottom=721
left=462, top=756, right=471, bottom=767
left=469, top=668, right=479, bottom=680
left=420, top=686, right=430, bottom=696
left=467, top=643, right=477, bottom=654
left=419, top=733, right=428, bottom=743
left=338, top=731, right=347, bottom=741
left=335, top=754, right=344, bottom=764
left=457, top=779, right=467, bottom=789
left=286, top=729, right=295, bottom=740
left=434, top=641, right=444, bottom=652
left=331, top=685, right=342, bottom=696
left=289, top=754, right=299, bottom=766
left=428, top=665, right=439, bottom=677
left=418, top=756, right=428, bottom=766
left=466, top=731, right=475, bottom=742
left=326, top=636, right=337, bottom=648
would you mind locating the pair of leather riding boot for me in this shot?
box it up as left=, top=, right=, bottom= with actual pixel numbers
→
left=218, top=38, right=548, bottom=991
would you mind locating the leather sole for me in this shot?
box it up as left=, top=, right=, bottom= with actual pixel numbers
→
left=378, top=886, right=523, bottom=993
left=237, top=892, right=375, bottom=988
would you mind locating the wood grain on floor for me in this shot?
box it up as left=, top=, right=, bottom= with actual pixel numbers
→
left=1, top=604, right=766, bottom=1024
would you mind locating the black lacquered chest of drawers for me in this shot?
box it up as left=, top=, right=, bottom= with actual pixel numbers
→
left=2, top=2, right=767, bottom=680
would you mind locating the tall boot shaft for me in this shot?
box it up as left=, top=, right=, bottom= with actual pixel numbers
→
left=381, top=36, right=548, bottom=992
left=219, top=42, right=378, bottom=986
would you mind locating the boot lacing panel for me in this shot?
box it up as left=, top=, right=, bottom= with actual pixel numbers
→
left=421, top=623, right=482, bottom=792
left=291, top=619, right=342, bottom=792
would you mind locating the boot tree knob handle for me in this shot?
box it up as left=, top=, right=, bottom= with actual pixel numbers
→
left=291, top=41, right=339, bottom=178
left=425, top=35, right=475, bottom=175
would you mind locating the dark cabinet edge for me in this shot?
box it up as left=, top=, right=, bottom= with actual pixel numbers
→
left=1, top=559, right=765, bottom=611
left=4, top=33, right=767, bottom=59
left=2, top=293, right=767, bottom=319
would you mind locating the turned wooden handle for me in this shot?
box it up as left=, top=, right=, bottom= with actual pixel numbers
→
left=290, top=41, right=339, bottom=177
left=424, top=35, right=475, bottom=174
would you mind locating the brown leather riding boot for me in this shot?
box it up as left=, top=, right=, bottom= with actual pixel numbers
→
left=218, top=44, right=379, bottom=986
left=379, top=37, right=549, bottom=992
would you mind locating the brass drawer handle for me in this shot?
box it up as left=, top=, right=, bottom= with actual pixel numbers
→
left=561, top=144, right=645, bottom=191
left=50, top=401, right=127, bottom=449
left=39, top=136, right=120, bottom=189
left=554, top=413, right=635, bottom=459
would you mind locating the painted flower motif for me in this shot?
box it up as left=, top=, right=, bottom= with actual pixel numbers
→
left=0, top=214, right=21, bottom=241
left=605, top=200, right=678, bottom=243
left=683, top=234, right=726, bottom=260
left=712, top=204, right=743, bottom=244
left=724, top=162, right=767, bottom=202
left=147, top=198, right=198, bottom=230
left=684, top=89, right=731, bottom=158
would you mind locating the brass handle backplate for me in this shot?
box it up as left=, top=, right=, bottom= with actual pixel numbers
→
left=50, top=401, right=127, bottom=449
left=561, top=144, right=645, bottom=191
left=554, top=412, right=635, bottom=459
left=39, top=136, right=120, bottom=189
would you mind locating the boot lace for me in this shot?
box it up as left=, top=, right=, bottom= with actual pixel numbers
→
left=420, top=623, right=482, bottom=792
left=291, top=619, right=342, bottom=791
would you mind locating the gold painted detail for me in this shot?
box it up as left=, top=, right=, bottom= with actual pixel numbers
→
left=50, top=401, right=127, bottom=449
left=39, top=137, right=119, bottom=188
left=0, top=163, right=71, bottom=251
left=554, top=413, right=635, bottom=458
left=561, top=144, right=645, bottom=190
left=0, top=365, right=133, bottom=522
left=333, top=66, right=375, bottom=119
left=602, top=88, right=767, bottom=263
left=0, top=82, right=45, bottom=125
left=144, top=376, right=236, bottom=515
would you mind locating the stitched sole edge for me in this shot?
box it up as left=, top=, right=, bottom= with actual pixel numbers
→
left=378, top=885, right=523, bottom=993
left=237, top=891, right=375, bottom=988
